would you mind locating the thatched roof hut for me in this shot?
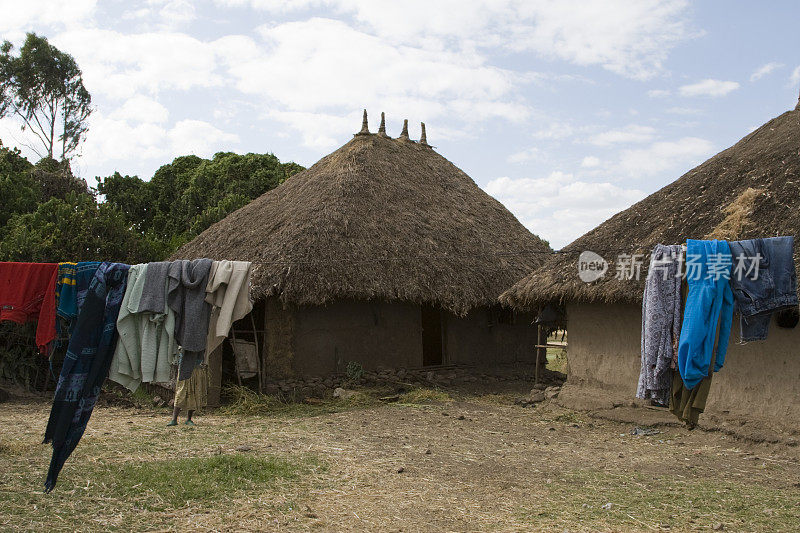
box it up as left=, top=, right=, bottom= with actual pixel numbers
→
left=500, top=98, right=800, bottom=429
left=502, top=98, right=800, bottom=310
left=177, top=112, right=551, bottom=316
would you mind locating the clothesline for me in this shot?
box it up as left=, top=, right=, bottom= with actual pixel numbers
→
left=1, top=258, right=254, bottom=492
left=636, top=237, right=798, bottom=429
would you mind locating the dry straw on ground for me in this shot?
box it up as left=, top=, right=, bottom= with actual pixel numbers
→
left=2, top=386, right=799, bottom=532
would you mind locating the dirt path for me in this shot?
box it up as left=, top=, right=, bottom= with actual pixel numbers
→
left=1, top=395, right=799, bottom=532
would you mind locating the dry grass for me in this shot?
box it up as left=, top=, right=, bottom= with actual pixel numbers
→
left=1, top=394, right=799, bottom=532
left=705, top=187, right=764, bottom=239
left=397, top=388, right=452, bottom=405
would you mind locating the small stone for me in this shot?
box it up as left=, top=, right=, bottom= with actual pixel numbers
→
left=528, top=390, right=546, bottom=403
left=712, top=523, right=724, bottom=531
left=457, top=415, right=465, bottom=420
left=425, top=449, right=432, bottom=455
left=601, top=503, right=613, bottom=510
left=236, top=445, right=252, bottom=452
left=333, top=387, right=358, bottom=400
left=396, top=467, right=405, bottom=473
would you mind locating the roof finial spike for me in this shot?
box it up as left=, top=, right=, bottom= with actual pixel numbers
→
left=357, top=109, right=369, bottom=135
left=378, top=112, right=387, bottom=136
left=420, top=122, right=428, bottom=145
left=399, top=119, right=409, bottom=140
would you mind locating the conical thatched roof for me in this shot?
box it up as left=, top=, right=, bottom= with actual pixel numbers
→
left=502, top=101, right=800, bottom=310
left=175, top=115, right=551, bottom=315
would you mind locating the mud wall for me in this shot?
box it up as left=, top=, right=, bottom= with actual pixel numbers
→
left=291, top=299, right=422, bottom=376
left=445, top=308, right=538, bottom=366
left=568, top=303, right=800, bottom=423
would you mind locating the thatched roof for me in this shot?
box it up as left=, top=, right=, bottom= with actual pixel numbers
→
left=501, top=99, right=800, bottom=310
left=175, top=112, right=551, bottom=315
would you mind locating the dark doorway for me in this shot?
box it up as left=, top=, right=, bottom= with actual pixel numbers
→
left=421, top=306, right=443, bottom=366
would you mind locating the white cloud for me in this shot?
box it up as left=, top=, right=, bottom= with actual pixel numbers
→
left=156, top=0, right=197, bottom=28
left=666, top=106, right=701, bottom=115
left=508, top=147, right=544, bottom=164
left=78, top=113, right=238, bottom=175
left=52, top=29, right=229, bottom=99
left=678, top=79, right=740, bottom=97
left=485, top=172, right=645, bottom=248
left=617, top=137, right=713, bottom=177
left=217, top=0, right=694, bottom=80
left=168, top=119, right=239, bottom=155
left=588, top=124, right=656, bottom=146
left=109, top=95, right=169, bottom=124
left=0, top=0, right=97, bottom=34
left=790, top=66, right=800, bottom=87
left=209, top=18, right=529, bottom=146
left=531, top=121, right=575, bottom=140
left=581, top=156, right=601, bottom=168
left=749, top=62, right=783, bottom=82
left=647, top=89, right=671, bottom=98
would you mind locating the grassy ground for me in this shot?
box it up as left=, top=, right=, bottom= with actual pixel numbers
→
left=1, top=387, right=798, bottom=532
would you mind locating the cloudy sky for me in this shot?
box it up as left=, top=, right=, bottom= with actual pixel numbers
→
left=1, top=1, right=799, bottom=248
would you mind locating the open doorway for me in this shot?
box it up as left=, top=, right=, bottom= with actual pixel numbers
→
left=421, top=306, right=444, bottom=366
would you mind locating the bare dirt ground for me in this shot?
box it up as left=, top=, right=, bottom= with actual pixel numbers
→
left=1, top=384, right=799, bottom=532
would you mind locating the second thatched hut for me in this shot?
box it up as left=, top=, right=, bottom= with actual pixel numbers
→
left=502, top=99, right=800, bottom=427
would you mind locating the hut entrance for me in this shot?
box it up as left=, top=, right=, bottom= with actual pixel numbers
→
left=421, top=306, right=444, bottom=366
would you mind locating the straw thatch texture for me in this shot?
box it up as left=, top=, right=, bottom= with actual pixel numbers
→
left=175, top=133, right=551, bottom=316
left=502, top=105, right=800, bottom=310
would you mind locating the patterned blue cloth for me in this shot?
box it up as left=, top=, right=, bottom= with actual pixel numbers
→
left=677, top=239, right=734, bottom=391
left=43, top=262, right=129, bottom=492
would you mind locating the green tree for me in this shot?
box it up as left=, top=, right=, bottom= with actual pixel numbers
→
left=0, top=141, right=38, bottom=228
left=98, top=151, right=304, bottom=255
left=0, top=191, right=155, bottom=263
left=0, top=33, right=92, bottom=160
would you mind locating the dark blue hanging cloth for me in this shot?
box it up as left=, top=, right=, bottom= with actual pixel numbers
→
left=42, top=262, right=130, bottom=492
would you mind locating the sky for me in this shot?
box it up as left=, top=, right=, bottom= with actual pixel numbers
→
left=1, top=0, right=799, bottom=249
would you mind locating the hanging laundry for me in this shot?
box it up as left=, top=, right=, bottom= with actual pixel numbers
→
left=0, top=262, right=58, bottom=355
left=168, top=259, right=213, bottom=380
left=669, top=350, right=716, bottom=429
left=55, top=262, right=77, bottom=319
left=137, top=261, right=177, bottom=384
left=729, top=236, right=798, bottom=341
left=205, top=260, right=253, bottom=355
left=43, top=262, right=130, bottom=492
left=109, top=264, right=176, bottom=391
left=676, top=239, right=734, bottom=391
left=637, top=244, right=682, bottom=406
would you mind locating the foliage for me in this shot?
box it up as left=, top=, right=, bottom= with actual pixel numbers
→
left=0, top=322, right=47, bottom=389
left=98, top=152, right=304, bottom=254
left=345, top=361, right=364, bottom=383
left=0, top=33, right=92, bottom=160
left=0, top=143, right=37, bottom=228
left=0, top=191, right=156, bottom=263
